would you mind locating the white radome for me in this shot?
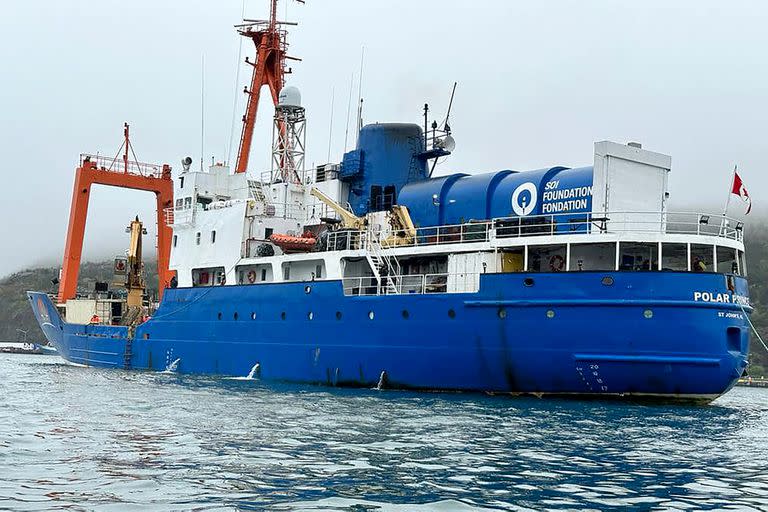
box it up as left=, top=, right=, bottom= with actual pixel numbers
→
left=278, top=85, right=302, bottom=108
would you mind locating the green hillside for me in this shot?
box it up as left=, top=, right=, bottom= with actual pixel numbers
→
left=1, top=236, right=767, bottom=375
left=0, top=261, right=158, bottom=342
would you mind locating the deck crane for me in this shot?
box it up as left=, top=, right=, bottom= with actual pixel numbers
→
left=124, top=216, right=147, bottom=309
left=310, top=188, right=417, bottom=246
left=310, top=188, right=365, bottom=230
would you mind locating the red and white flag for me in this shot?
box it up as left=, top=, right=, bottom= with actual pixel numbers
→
left=731, top=170, right=752, bottom=215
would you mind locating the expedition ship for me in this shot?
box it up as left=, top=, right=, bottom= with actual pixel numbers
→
left=28, top=4, right=751, bottom=401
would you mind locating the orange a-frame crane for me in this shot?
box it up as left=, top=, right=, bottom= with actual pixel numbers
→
left=234, top=0, right=301, bottom=174
left=58, top=124, right=174, bottom=304
left=58, top=0, right=301, bottom=303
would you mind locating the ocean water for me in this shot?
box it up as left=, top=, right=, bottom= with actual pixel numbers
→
left=1, top=354, right=768, bottom=511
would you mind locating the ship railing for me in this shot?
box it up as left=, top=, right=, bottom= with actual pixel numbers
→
left=371, top=211, right=743, bottom=249
left=326, top=230, right=366, bottom=251
left=342, top=272, right=481, bottom=296
left=258, top=170, right=310, bottom=188
left=268, top=202, right=305, bottom=220
left=79, top=153, right=167, bottom=179
left=163, top=205, right=196, bottom=226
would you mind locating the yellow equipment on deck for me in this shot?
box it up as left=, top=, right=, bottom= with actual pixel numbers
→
left=125, top=216, right=147, bottom=308
left=386, top=205, right=418, bottom=246
left=310, top=187, right=418, bottom=246
left=310, top=188, right=365, bottom=230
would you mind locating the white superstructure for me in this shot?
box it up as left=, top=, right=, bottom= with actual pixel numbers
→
left=165, top=139, right=746, bottom=297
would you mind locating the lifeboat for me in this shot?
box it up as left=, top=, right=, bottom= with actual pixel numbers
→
left=269, top=232, right=316, bottom=253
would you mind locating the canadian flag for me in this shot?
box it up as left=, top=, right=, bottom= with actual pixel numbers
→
left=731, top=170, right=752, bottom=215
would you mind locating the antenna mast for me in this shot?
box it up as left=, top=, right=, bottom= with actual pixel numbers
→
left=234, top=0, right=304, bottom=174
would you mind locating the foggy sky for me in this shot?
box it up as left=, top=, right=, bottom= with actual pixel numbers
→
left=1, top=0, right=766, bottom=278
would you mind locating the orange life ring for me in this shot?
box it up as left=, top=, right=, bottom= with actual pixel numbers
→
left=247, top=270, right=257, bottom=284
left=549, top=254, right=565, bottom=272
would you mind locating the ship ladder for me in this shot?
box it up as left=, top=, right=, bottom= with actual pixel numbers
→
left=248, top=180, right=270, bottom=205
left=123, top=337, right=133, bottom=370
left=365, top=230, right=401, bottom=295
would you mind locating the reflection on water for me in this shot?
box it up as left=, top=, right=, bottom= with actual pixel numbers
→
left=1, top=354, right=767, bottom=511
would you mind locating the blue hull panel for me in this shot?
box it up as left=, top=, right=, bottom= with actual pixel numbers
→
left=28, top=272, right=751, bottom=399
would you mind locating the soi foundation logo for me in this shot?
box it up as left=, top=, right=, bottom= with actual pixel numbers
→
left=511, top=182, right=537, bottom=216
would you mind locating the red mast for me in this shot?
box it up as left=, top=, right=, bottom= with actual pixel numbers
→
left=234, top=0, right=302, bottom=174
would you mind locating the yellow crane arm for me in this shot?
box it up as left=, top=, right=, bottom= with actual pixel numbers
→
left=310, top=187, right=365, bottom=229
left=128, top=218, right=143, bottom=260
left=125, top=216, right=146, bottom=308
left=391, top=205, right=417, bottom=239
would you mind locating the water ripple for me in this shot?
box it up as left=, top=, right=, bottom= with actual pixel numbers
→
left=1, top=354, right=767, bottom=511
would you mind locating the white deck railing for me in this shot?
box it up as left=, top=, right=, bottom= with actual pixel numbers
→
left=324, top=211, right=743, bottom=252
left=342, top=272, right=480, bottom=296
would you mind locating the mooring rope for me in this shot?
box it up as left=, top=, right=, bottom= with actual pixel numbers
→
left=739, top=303, right=768, bottom=353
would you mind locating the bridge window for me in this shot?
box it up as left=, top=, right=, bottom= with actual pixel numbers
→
left=195, top=232, right=201, bottom=245
left=173, top=235, right=178, bottom=248
left=716, top=246, right=739, bottom=274
left=527, top=244, right=566, bottom=272
left=661, top=243, right=687, bottom=271
left=619, top=242, right=658, bottom=271
left=690, top=244, right=714, bottom=272
left=570, top=243, right=616, bottom=271
left=179, top=176, right=185, bottom=189
left=211, top=230, right=216, bottom=244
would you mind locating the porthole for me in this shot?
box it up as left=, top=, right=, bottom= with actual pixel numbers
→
left=368, top=311, right=375, bottom=320
left=601, top=276, right=614, bottom=286
left=336, top=311, right=342, bottom=320
left=448, top=309, right=456, bottom=319
left=217, top=312, right=222, bottom=320
left=281, top=312, right=286, bottom=320
left=305, top=285, right=312, bottom=294
left=402, top=310, right=410, bottom=319
left=546, top=309, right=555, bottom=319
left=308, top=312, right=314, bottom=320
left=233, top=312, right=239, bottom=321
left=524, top=278, right=534, bottom=287
left=251, top=312, right=257, bottom=320
left=644, top=309, right=653, bottom=319
left=498, top=308, right=507, bottom=319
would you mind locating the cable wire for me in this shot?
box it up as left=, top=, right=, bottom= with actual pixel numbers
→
left=226, top=0, right=248, bottom=166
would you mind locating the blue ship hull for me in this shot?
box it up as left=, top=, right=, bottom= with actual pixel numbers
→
left=28, top=272, right=751, bottom=401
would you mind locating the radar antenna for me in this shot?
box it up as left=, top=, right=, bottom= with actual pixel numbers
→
left=419, top=82, right=459, bottom=177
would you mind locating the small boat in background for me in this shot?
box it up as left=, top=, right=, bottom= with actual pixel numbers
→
left=0, top=342, right=58, bottom=356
